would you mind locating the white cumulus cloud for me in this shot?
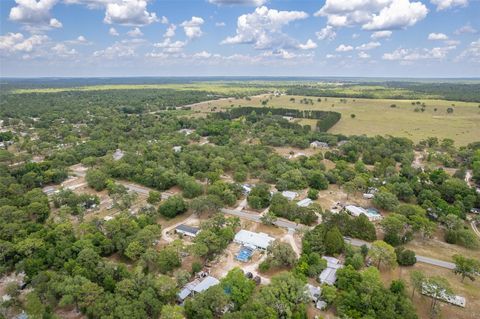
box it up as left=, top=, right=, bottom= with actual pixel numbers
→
left=383, top=45, right=456, bottom=61
left=428, top=33, right=448, bottom=40
left=208, top=0, right=268, bottom=6
left=127, top=27, right=143, bottom=37
left=9, top=0, right=62, bottom=30
left=430, top=0, right=468, bottom=11
left=298, top=39, right=318, bottom=50
left=316, top=0, right=428, bottom=31
left=356, top=41, right=381, bottom=50
left=371, top=30, right=392, bottom=39
left=316, top=25, right=336, bottom=41
left=358, top=51, right=371, bottom=59
left=0, top=32, right=48, bottom=54
left=154, top=38, right=187, bottom=53
left=164, top=24, right=176, bottom=38
left=222, top=6, right=308, bottom=50
left=336, top=44, right=354, bottom=52
left=104, top=0, right=158, bottom=26
left=109, top=27, right=119, bottom=36
left=180, top=17, right=205, bottom=39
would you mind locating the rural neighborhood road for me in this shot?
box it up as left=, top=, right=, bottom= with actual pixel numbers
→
left=344, top=238, right=456, bottom=270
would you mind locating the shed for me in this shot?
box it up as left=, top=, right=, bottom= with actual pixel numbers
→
left=234, top=230, right=274, bottom=250
left=345, top=205, right=368, bottom=217
left=310, top=141, right=329, bottom=148
left=297, top=198, right=313, bottom=207
left=282, top=191, right=298, bottom=201
left=173, top=146, right=182, bottom=153
left=175, top=224, right=200, bottom=237
left=112, top=149, right=124, bottom=161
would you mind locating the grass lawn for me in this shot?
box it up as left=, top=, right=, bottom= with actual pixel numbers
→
left=195, top=94, right=480, bottom=146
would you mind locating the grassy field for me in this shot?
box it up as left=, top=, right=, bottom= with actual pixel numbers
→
left=380, top=263, right=480, bottom=319
left=193, top=94, right=480, bottom=146
left=12, top=83, right=266, bottom=95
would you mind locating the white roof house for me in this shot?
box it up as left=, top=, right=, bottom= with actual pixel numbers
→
left=234, top=230, right=274, bottom=250
left=422, top=283, right=466, bottom=308
left=310, top=141, right=329, bottom=148
left=173, top=146, right=182, bottom=153
left=345, top=205, right=368, bottom=217
left=112, top=149, right=124, bottom=161
left=282, top=191, right=298, bottom=201
left=297, top=198, right=313, bottom=207
left=319, top=256, right=343, bottom=285
left=363, top=193, right=375, bottom=199
left=241, top=184, right=252, bottom=195
left=179, top=128, right=195, bottom=135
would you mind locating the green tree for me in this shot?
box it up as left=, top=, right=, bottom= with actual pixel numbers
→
left=409, top=270, right=425, bottom=298
left=247, top=184, right=271, bottom=209
left=324, top=227, right=344, bottom=255
left=85, top=169, right=108, bottom=191
left=147, top=191, right=162, bottom=205
left=373, top=191, right=399, bottom=211
left=452, top=254, right=480, bottom=282
left=221, top=267, right=255, bottom=310
left=161, top=305, right=184, bottom=319
left=368, top=240, right=397, bottom=269
left=266, top=240, right=297, bottom=269
left=158, top=195, right=188, bottom=218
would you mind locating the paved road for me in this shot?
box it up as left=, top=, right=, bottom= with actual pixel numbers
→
left=344, top=238, right=456, bottom=270
left=221, top=208, right=304, bottom=230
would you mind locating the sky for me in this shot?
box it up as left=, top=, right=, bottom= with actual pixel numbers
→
left=0, top=0, right=479, bottom=78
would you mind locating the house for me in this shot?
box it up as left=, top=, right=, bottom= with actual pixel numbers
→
left=344, top=205, right=366, bottom=216
left=177, top=276, right=220, bottom=303
left=310, top=141, right=329, bottom=149
left=112, top=149, right=124, bottom=161
left=297, top=198, right=313, bottom=207
left=306, top=284, right=327, bottom=310
left=241, top=184, right=253, bottom=195
left=282, top=191, right=298, bottom=201
left=344, top=205, right=382, bottom=221
left=173, top=146, right=182, bottom=153
left=179, top=128, right=195, bottom=135
left=175, top=224, right=200, bottom=237
left=319, top=256, right=343, bottom=285
left=234, top=230, right=274, bottom=250
left=363, top=193, right=375, bottom=199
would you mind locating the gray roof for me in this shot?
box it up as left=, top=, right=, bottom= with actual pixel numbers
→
left=176, top=224, right=200, bottom=235
left=192, top=276, right=220, bottom=293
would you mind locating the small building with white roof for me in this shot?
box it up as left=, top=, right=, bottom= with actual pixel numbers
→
left=234, top=230, right=274, bottom=250
left=297, top=198, right=313, bottom=207
left=112, top=149, right=124, bottom=161
left=310, top=141, right=329, bottom=149
left=282, top=191, right=298, bottom=201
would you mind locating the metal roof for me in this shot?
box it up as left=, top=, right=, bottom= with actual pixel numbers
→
left=192, top=276, right=220, bottom=293
left=234, top=230, right=274, bottom=250
left=175, top=224, right=200, bottom=235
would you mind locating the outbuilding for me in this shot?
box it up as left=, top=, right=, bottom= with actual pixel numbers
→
left=319, top=256, right=343, bottom=286
left=297, top=198, right=313, bottom=207
left=282, top=191, right=298, bottom=201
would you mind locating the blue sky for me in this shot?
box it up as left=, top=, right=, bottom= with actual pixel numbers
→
left=0, top=0, right=479, bottom=77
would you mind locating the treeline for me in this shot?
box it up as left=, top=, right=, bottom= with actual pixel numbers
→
left=216, top=106, right=341, bottom=132
left=384, top=82, right=480, bottom=102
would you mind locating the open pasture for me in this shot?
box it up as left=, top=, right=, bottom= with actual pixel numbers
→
left=196, top=94, right=480, bottom=146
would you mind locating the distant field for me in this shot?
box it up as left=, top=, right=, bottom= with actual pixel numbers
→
left=194, top=94, right=480, bottom=146
left=12, top=83, right=266, bottom=95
